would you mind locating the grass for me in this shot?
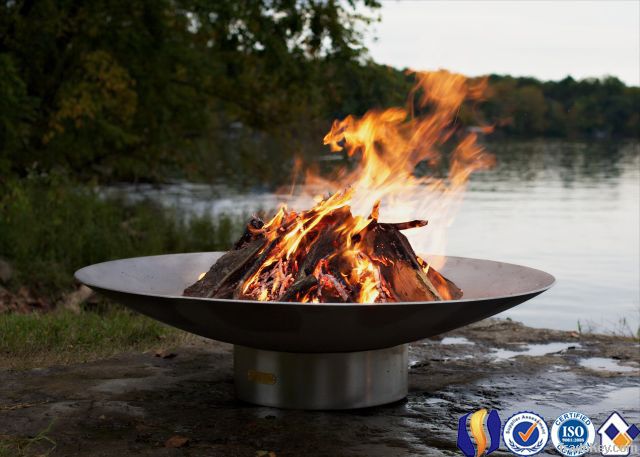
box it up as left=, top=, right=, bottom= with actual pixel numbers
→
left=0, top=171, right=245, bottom=296
left=0, top=307, right=193, bottom=370
left=0, top=172, right=242, bottom=369
left=0, top=420, right=56, bottom=457
left=577, top=317, right=640, bottom=340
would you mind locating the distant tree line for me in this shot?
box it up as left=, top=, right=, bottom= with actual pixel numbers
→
left=481, top=74, right=640, bottom=139
left=0, top=0, right=637, bottom=183
left=339, top=70, right=640, bottom=140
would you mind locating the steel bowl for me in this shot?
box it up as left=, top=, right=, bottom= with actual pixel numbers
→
left=75, top=252, right=554, bottom=353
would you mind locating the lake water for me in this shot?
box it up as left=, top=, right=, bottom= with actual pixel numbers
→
left=109, top=141, right=639, bottom=334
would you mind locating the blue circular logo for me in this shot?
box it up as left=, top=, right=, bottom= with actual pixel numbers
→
left=551, top=412, right=595, bottom=456
left=503, top=411, right=549, bottom=456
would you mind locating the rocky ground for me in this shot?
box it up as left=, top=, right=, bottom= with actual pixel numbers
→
left=1, top=319, right=638, bottom=457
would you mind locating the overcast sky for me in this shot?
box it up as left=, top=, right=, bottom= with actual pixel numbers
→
left=364, top=0, right=640, bottom=86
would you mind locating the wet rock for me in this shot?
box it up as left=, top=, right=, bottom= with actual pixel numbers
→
left=0, top=318, right=637, bottom=457
left=154, top=350, right=178, bottom=359
left=61, top=285, right=94, bottom=313
left=165, top=435, right=189, bottom=448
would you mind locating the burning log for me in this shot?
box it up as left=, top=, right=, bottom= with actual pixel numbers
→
left=278, top=274, right=318, bottom=302
left=379, top=220, right=428, bottom=231
left=233, top=217, right=264, bottom=249
left=367, top=222, right=463, bottom=301
left=183, top=238, right=265, bottom=298
left=184, top=195, right=462, bottom=303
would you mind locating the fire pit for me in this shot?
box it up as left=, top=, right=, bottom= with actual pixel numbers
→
left=76, top=70, right=555, bottom=409
left=75, top=252, right=554, bottom=409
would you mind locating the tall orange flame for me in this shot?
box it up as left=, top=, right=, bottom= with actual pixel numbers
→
left=240, top=70, right=494, bottom=303
left=317, top=70, right=494, bottom=260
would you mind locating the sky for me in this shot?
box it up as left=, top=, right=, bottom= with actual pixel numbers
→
left=364, top=0, right=640, bottom=86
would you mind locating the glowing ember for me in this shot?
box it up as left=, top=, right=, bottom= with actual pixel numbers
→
left=185, top=70, right=494, bottom=303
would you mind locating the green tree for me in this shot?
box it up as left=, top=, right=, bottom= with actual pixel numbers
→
left=0, top=53, right=34, bottom=174
left=0, top=0, right=381, bottom=181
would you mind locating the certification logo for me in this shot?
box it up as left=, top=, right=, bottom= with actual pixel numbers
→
left=596, top=412, right=639, bottom=456
left=502, top=411, right=549, bottom=456
left=551, top=411, right=596, bottom=456
left=457, top=409, right=501, bottom=457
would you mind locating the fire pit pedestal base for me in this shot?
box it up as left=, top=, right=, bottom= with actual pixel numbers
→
left=233, top=344, right=408, bottom=410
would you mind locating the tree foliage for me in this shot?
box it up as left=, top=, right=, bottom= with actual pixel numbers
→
left=483, top=74, right=640, bottom=138
left=0, top=0, right=637, bottom=183
left=0, top=0, right=381, bottom=180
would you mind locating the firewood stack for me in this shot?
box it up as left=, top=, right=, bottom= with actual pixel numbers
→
left=184, top=195, right=462, bottom=303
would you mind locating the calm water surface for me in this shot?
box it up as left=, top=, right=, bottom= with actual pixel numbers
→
left=112, top=141, right=640, bottom=333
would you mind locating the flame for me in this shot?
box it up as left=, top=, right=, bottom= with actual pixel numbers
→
left=469, top=409, right=489, bottom=457
left=240, top=70, right=493, bottom=303
left=321, top=70, right=492, bottom=211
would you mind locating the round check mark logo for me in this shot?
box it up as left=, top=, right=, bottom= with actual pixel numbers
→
left=518, top=421, right=540, bottom=443
left=503, top=412, right=550, bottom=456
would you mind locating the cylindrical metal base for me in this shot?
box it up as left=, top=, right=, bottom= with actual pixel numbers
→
left=233, top=344, right=408, bottom=410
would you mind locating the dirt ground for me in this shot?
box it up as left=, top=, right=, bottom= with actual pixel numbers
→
left=1, top=319, right=638, bottom=457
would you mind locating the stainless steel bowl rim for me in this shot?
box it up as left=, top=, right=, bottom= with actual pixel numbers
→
left=75, top=253, right=555, bottom=306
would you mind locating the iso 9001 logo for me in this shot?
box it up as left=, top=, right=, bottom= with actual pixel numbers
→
left=551, top=411, right=596, bottom=456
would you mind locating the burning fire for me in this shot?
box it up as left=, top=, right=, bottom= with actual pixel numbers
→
left=235, top=70, right=494, bottom=303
